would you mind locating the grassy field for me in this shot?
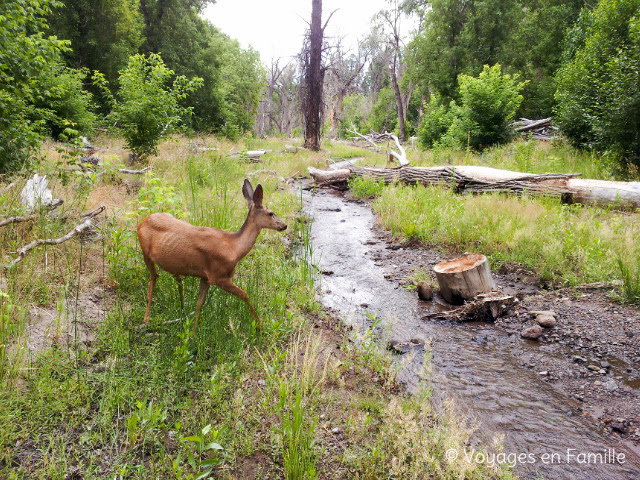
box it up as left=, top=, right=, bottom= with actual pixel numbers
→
left=0, top=136, right=515, bottom=479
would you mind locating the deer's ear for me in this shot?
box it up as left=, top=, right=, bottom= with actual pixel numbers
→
left=253, top=184, right=263, bottom=206
left=242, top=179, right=254, bottom=204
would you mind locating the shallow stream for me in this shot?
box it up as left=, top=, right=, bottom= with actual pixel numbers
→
left=303, top=186, right=640, bottom=480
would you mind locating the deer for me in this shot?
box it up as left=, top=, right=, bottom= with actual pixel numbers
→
left=137, top=179, right=287, bottom=331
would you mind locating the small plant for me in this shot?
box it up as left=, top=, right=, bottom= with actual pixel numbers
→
left=126, top=399, right=168, bottom=447
left=277, top=379, right=318, bottom=480
left=617, top=255, right=640, bottom=304
left=349, top=176, right=386, bottom=199
left=180, top=424, right=224, bottom=479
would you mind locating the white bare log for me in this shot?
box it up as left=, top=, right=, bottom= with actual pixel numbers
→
left=308, top=167, right=351, bottom=184
left=434, top=253, right=497, bottom=304
left=308, top=164, right=640, bottom=209
left=347, top=128, right=380, bottom=151
left=514, top=117, right=552, bottom=133
left=5, top=219, right=94, bottom=269
left=284, top=145, right=299, bottom=153
left=118, top=166, right=150, bottom=175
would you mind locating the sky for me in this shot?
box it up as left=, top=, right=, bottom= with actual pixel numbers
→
left=202, top=0, right=403, bottom=65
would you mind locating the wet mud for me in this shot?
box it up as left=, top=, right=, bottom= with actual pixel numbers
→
left=302, top=183, right=640, bottom=480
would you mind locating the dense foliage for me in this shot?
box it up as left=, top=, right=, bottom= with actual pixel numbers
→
left=555, top=0, right=640, bottom=168
left=0, top=0, right=69, bottom=172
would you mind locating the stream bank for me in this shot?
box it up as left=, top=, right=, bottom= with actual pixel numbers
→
left=302, top=182, right=640, bottom=480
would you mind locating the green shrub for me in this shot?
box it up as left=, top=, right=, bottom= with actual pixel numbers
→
left=555, top=0, right=640, bottom=170
left=445, top=64, right=526, bottom=150
left=35, top=65, right=96, bottom=139
left=113, top=53, right=203, bottom=159
left=417, top=95, right=453, bottom=149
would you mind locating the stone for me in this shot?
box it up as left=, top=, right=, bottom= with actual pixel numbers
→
left=536, top=314, right=557, bottom=328
left=594, top=380, right=603, bottom=386
left=604, top=380, right=618, bottom=392
left=521, top=325, right=544, bottom=340
left=417, top=282, right=433, bottom=301
left=587, top=364, right=601, bottom=371
left=331, top=427, right=342, bottom=435
left=539, top=371, right=548, bottom=376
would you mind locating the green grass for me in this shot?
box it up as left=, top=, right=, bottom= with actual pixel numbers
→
left=370, top=180, right=640, bottom=289
left=0, top=136, right=516, bottom=479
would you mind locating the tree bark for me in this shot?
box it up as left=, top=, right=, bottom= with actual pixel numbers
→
left=304, top=0, right=324, bottom=151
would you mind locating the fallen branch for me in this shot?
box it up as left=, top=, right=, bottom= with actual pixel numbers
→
left=5, top=219, right=95, bottom=269
left=118, top=166, right=150, bottom=175
left=514, top=117, right=552, bottom=133
left=1, top=183, right=15, bottom=194
left=81, top=205, right=105, bottom=220
left=0, top=199, right=64, bottom=227
left=386, top=132, right=408, bottom=166
left=423, top=293, right=516, bottom=322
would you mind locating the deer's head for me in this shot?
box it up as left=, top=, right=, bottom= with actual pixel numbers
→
left=243, top=179, right=287, bottom=231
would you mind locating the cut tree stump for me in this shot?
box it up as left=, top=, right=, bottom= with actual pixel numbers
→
left=433, top=253, right=497, bottom=304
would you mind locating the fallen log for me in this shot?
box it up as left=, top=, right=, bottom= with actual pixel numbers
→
left=514, top=117, right=552, bottom=133
left=423, top=293, right=516, bottom=322
left=307, top=165, right=640, bottom=209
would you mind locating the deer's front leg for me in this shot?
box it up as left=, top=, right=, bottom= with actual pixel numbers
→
left=215, top=278, right=261, bottom=329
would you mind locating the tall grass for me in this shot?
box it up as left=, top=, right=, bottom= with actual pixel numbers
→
left=372, top=182, right=640, bottom=287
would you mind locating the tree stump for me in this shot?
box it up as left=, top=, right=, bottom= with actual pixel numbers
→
left=433, top=253, right=497, bottom=304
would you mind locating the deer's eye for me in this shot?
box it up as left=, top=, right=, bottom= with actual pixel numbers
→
left=269, top=212, right=274, bottom=216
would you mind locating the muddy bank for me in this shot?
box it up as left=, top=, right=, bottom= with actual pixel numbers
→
left=302, top=183, right=640, bottom=480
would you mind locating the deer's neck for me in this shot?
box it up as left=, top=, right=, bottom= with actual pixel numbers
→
left=232, top=211, right=261, bottom=261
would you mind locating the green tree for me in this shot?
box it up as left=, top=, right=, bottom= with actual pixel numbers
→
left=47, top=0, right=144, bottom=85
left=0, top=0, right=69, bottom=173
left=112, top=54, right=203, bottom=159
left=555, top=0, right=640, bottom=169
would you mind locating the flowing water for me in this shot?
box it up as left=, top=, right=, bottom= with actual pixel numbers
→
left=303, top=186, right=640, bottom=480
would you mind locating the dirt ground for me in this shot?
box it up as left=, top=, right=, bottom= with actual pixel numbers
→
left=359, top=193, right=640, bottom=451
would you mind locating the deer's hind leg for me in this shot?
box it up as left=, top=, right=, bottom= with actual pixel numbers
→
left=143, top=256, right=158, bottom=323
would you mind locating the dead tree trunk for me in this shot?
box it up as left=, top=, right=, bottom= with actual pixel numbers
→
left=303, top=0, right=325, bottom=151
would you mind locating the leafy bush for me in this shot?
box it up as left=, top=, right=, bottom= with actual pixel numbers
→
left=35, top=64, right=96, bottom=139
left=0, top=0, right=68, bottom=173
left=113, top=53, right=203, bottom=159
left=417, top=95, right=453, bottom=149
left=555, top=0, right=640, bottom=170
left=446, top=65, right=526, bottom=150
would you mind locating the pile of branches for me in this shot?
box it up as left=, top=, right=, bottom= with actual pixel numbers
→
left=346, top=127, right=408, bottom=166
left=510, top=117, right=558, bottom=141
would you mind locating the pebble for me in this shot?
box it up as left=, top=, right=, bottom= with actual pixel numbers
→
left=536, top=314, right=557, bottom=328
left=521, top=325, right=544, bottom=340
left=539, top=371, right=548, bottom=376
left=604, top=380, right=618, bottom=391
left=594, top=380, right=603, bottom=386
left=331, top=427, right=341, bottom=434
left=587, top=364, right=601, bottom=371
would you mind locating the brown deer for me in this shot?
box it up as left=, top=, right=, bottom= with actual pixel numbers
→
left=137, top=179, right=287, bottom=330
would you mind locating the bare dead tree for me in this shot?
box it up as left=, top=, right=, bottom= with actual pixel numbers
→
left=325, top=40, right=369, bottom=139
left=376, top=0, right=414, bottom=142
left=300, top=0, right=336, bottom=151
